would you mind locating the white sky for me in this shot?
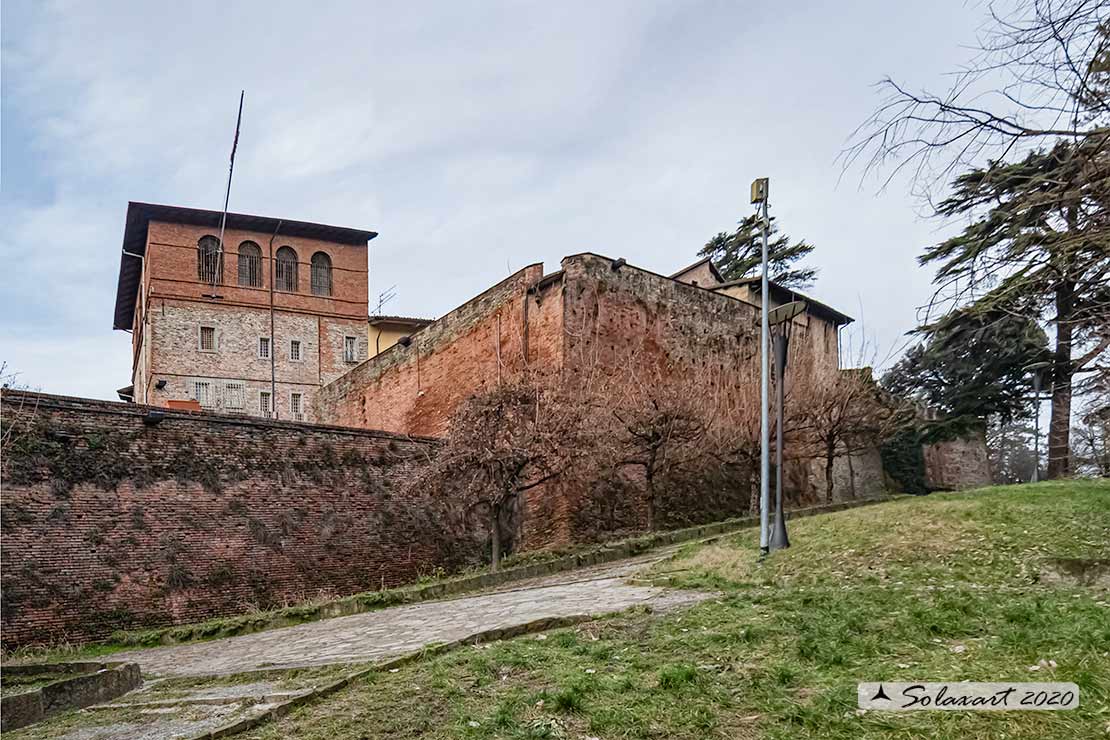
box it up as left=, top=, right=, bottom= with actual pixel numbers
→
left=1, top=0, right=990, bottom=399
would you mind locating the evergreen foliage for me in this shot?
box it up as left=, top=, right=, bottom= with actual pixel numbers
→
left=882, top=312, right=1050, bottom=435
left=697, top=215, right=817, bottom=288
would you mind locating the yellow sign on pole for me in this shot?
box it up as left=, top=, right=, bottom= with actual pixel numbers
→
left=750, top=177, right=769, bottom=204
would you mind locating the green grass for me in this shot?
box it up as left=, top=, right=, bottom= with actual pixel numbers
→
left=236, top=480, right=1110, bottom=739
left=0, top=671, right=71, bottom=698
left=2, top=640, right=134, bottom=666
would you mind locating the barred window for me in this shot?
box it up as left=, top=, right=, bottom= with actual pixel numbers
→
left=258, top=336, right=271, bottom=359
left=275, top=246, right=298, bottom=292
left=290, top=392, right=304, bottom=421
left=194, top=380, right=213, bottom=408
left=197, top=236, right=222, bottom=284
left=199, top=326, right=217, bottom=352
left=225, top=382, right=245, bottom=410
left=344, top=335, right=359, bottom=363
left=259, top=391, right=273, bottom=418
left=237, top=241, right=263, bottom=288
left=289, top=339, right=302, bottom=362
left=310, top=252, right=332, bottom=296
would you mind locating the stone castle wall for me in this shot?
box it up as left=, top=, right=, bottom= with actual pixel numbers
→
left=924, top=430, right=992, bottom=490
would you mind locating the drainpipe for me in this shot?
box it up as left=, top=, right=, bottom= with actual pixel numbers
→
left=122, top=249, right=148, bottom=404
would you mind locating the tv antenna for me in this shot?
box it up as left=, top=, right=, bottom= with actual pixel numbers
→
left=374, top=285, right=397, bottom=315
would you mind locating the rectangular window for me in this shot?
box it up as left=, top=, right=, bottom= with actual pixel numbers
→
left=259, top=391, right=272, bottom=418
left=224, top=382, right=245, bottom=411
left=258, top=337, right=271, bottom=360
left=290, top=392, right=303, bottom=421
left=344, top=336, right=358, bottom=364
left=199, top=326, right=217, bottom=352
left=194, top=380, right=213, bottom=408
left=289, top=339, right=302, bottom=362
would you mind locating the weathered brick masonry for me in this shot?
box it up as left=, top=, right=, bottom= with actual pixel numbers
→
left=315, top=264, right=551, bottom=436
left=538, top=254, right=769, bottom=546
left=313, top=253, right=992, bottom=553
left=924, top=431, right=992, bottom=490
left=117, top=203, right=375, bottom=422
left=316, top=253, right=830, bottom=551
left=315, top=254, right=772, bottom=436
left=0, top=390, right=448, bottom=648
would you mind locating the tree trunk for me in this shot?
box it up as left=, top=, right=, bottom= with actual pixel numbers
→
left=824, top=438, right=836, bottom=504
left=1047, top=281, right=1074, bottom=479
left=490, top=503, right=501, bottom=572
left=748, top=468, right=759, bottom=515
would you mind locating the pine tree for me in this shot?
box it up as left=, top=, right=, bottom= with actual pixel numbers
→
left=848, top=2, right=1110, bottom=478
left=882, top=312, right=1050, bottom=436
left=922, top=138, right=1110, bottom=477
left=697, top=215, right=816, bottom=288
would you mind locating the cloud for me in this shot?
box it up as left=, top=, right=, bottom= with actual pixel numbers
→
left=1, top=0, right=983, bottom=399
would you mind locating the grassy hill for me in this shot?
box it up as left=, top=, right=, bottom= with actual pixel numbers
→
left=245, top=481, right=1110, bottom=739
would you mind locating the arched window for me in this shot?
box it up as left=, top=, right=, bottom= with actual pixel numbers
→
left=237, top=241, right=262, bottom=287
left=310, top=252, right=333, bottom=296
left=275, top=246, right=298, bottom=292
left=197, top=236, right=222, bottom=284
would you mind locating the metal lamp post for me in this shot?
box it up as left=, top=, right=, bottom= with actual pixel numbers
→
left=1024, top=361, right=1052, bottom=483
left=768, top=300, right=806, bottom=551
left=751, top=178, right=771, bottom=555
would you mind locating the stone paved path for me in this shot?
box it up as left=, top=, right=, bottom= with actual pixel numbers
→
left=112, top=549, right=707, bottom=678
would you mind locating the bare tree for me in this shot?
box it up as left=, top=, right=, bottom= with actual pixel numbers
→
left=793, top=369, right=903, bottom=503
left=702, top=366, right=764, bottom=513
left=844, top=0, right=1109, bottom=192
left=1072, top=403, right=1110, bottom=476
left=412, top=374, right=592, bottom=570
left=609, top=365, right=709, bottom=530
left=846, top=0, right=1110, bottom=478
left=1, top=363, right=39, bottom=459
left=987, top=417, right=1041, bottom=483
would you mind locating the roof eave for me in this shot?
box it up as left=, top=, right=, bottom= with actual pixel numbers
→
left=113, top=202, right=378, bottom=331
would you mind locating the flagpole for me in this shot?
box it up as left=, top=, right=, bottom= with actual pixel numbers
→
left=214, top=90, right=245, bottom=288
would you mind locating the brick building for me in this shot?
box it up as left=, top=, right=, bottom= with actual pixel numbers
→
left=113, top=202, right=376, bottom=422
left=0, top=209, right=996, bottom=649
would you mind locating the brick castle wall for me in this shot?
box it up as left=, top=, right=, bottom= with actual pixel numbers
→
left=535, top=254, right=768, bottom=545
left=0, top=390, right=449, bottom=648
left=314, top=253, right=888, bottom=551
left=314, top=264, right=551, bottom=436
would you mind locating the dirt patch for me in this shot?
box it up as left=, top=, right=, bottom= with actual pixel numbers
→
left=1039, top=558, right=1110, bottom=589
